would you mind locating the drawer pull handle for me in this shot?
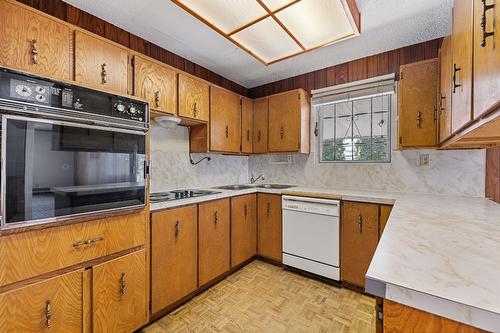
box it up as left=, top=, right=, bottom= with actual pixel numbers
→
left=280, top=126, right=284, bottom=140
left=452, top=64, right=461, bottom=93
left=481, top=0, right=495, bottom=47
left=214, top=210, right=218, bottom=226
left=31, top=39, right=38, bottom=64
left=73, top=236, right=104, bottom=248
left=45, top=300, right=53, bottom=329
left=175, top=221, right=180, bottom=239
left=193, top=102, right=197, bottom=118
left=266, top=202, right=270, bottom=217
left=101, top=63, right=107, bottom=84
left=439, top=95, right=446, bottom=112
left=246, top=129, right=250, bottom=142
left=416, top=111, right=422, bottom=128
left=225, top=125, right=229, bottom=138
left=154, top=91, right=160, bottom=108
left=257, top=130, right=261, bottom=142
left=244, top=204, right=247, bottom=219
left=119, top=272, right=126, bottom=297
left=357, top=214, right=363, bottom=233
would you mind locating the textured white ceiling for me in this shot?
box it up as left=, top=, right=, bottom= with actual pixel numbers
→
left=62, top=0, right=452, bottom=88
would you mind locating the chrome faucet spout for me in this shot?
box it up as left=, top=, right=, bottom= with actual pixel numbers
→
left=250, top=174, right=265, bottom=184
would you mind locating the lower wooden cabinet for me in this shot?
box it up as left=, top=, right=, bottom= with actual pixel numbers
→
left=0, top=269, right=84, bottom=333
left=341, top=201, right=380, bottom=288
left=151, top=205, right=198, bottom=314
left=379, top=204, right=393, bottom=238
left=231, top=194, right=257, bottom=267
left=198, top=199, right=231, bottom=286
left=257, top=193, right=282, bottom=262
left=92, top=249, right=147, bottom=333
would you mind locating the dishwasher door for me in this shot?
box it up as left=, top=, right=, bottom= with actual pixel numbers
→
left=282, top=195, right=340, bottom=280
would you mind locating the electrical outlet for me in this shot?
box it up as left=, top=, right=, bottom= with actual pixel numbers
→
left=419, top=154, right=430, bottom=166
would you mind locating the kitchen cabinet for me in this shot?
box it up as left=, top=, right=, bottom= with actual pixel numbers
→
left=74, top=30, right=128, bottom=95
left=0, top=269, right=83, bottom=332
left=257, top=193, right=282, bottom=262
left=178, top=74, right=209, bottom=122
left=198, top=198, right=231, bottom=286
left=231, top=194, right=257, bottom=267
left=268, top=89, right=310, bottom=153
left=439, top=36, right=453, bottom=143
left=92, top=249, right=147, bottom=333
left=151, top=205, right=198, bottom=315
left=451, top=0, right=474, bottom=133
left=379, top=205, right=393, bottom=238
left=253, top=97, right=268, bottom=154
left=210, top=86, right=241, bottom=153
left=0, top=0, right=71, bottom=81
left=473, top=0, right=500, bottom=119
left=134, top=55, right=177, bottom=115
left=241, top=97, right=253, bottom=154
left=341, top=201, right=379, bottom=288
left=398, top=59, right=438, bottom=148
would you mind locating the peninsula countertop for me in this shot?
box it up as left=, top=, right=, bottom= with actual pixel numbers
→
left=150, top=185, right=500, bottom=331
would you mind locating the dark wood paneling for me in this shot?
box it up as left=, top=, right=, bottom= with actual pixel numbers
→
left=249, top=38, right=442, bottom=98
left=486, top=148, right=500, bottom=204
left=16, top=0, right=248, bottom=96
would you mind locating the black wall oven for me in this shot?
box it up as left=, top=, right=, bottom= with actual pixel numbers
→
left=0, top=67, right=149, bottom=228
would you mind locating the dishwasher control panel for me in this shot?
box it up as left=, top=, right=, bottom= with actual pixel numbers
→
left=282, top=195, right=340, bottom=216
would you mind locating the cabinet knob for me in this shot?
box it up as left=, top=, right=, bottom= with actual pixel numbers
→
left=31, top=39, right=38, bottom=64
left=357, top=214, right=363, bottom=233
left=119, top=272, right=126, bottom=297
left=480, top=0, right=495, bottom=47
left=45, top=300, right=53, bottom=329
left=175, top=220, right=180, bottom=239
left=101, top=63, right=107, bottom=84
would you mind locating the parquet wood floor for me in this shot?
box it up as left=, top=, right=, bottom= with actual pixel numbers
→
left=140, top=260, right=376, bottom=333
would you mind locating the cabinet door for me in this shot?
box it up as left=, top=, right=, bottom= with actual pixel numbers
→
left=241, top=98, right=253, bottom=154
left=0, top=1, right=71, bottom=80
left=257, top=193, right=282, bottom=262
left=151, top=205, right=198, bottom=314
left=231, top=194, right=257, bottom=267
left=253, top=98, right=268, bottom=153
left=178, top=74, right=209, bottom=121
left=341, top=202, right=379, bottom=288
left=210, top=86, right=241, bottom=153
left=439, top=36, right=453, bottom=143
left=473, top=0, right=500, bottom=118
left=398, top=59, right=438, bottom=148
left=268, top=91, right=300, bottom=152
left=93, top=249, right=147, bottom=333
left=379, top=205, right=393, bottom=238
left=0, top=269, right=83, bottom=333
left=75, top=31, right=128, bottom=94
left=451, top=0, right=474, bottom=132
left=198, top=198, right=230, bottom=285
left=134, top=55, right=177, bottom=114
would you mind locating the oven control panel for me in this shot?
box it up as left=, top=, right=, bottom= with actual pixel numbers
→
left=0, top=67, right=148, bottom=125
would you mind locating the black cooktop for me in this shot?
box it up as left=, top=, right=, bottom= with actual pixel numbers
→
left=150, top=189, right=219, bottom=203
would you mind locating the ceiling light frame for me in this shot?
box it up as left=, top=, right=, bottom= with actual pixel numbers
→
left=171, top=0, right=361, bottom=65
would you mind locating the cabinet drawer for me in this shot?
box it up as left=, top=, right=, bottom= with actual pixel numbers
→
left=0, top=211, right=146, bottom=287
left=93, top=249, right=147, bottom=333
left=0, top=269, right=83, bottom=333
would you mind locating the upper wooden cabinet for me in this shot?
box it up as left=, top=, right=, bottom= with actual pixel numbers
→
left=268, top=89, right=310, bottom=153
left=451, top=0, right=474, bottom=133
left=231, top=194, right=257, bottom=267
left=151, top=205, right=198, bottom=315
left=0, top=269, right=83, bottom=333
left=210, top=86, right=241, bottom=153
left=439, top=37, right=453, bottom=143
left=473, top=0, right=500, bottom=119
left=253, top=98, right=269, bottom=154
left=92, top=249, right=147, bottom=333
left=257, top=193, right=282, bottom=262
left=0, top=0, right=71, bottom=81
left=198, top=198, right=230, bottom=286
left=134, top=55, right=177, bottom=114
left=74, top=30, right=128, bottom=95
left=398, top=59, right=438, bottom=148
left=241, top=98, right=253, bottom=154
left=341, top=201, right=379, bottom=288
left=178, top=74, right=209, bottom=122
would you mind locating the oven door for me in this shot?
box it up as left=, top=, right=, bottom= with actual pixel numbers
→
left=1, top=114, right=147, bottom=227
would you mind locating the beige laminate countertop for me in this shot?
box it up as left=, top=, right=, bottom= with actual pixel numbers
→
left=150, top=185, right=500, bottom=332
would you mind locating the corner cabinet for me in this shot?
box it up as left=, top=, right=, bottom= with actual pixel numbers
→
left=268, top=89, right=310, bottom=153
left=398, top=59, right=438, bottom=148
left=210, top=86, right=242, bottom=153
left=257, top=193, right=282, bottom=262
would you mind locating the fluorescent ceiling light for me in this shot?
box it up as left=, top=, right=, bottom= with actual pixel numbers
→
left=172, top=0, right=360, bottom=65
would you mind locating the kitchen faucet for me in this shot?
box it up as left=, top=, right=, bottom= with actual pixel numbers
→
left=250, top=174, right=265, bottom=184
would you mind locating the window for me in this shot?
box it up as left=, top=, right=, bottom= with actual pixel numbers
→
left=313, top=75, right=394, bottom=163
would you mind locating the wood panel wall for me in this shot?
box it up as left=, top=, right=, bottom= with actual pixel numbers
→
left=486, top=148, right=500, bottom=203
left=248, top=38, right=442, bottom=98
left=15, top=0, right=249, bottom=96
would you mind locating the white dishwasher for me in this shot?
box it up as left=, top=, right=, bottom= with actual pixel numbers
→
left=282, top=195, right=340, bottom=280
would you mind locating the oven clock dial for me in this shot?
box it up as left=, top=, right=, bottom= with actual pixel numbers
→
left=35, top=94, right=46, bottom=102
left=35, top=86, right=47, bottom=94
left=15, top=84, right=32, bottom=97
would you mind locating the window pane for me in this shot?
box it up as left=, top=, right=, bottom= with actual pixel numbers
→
left=334, top=101, right=353, bottom=161
left=352, top=98, right=372, bottom=161
left=320, top=104, right=335, bottom=161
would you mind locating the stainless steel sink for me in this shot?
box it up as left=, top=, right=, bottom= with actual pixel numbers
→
left=213, top=184, right=254, bottom=190
left=255, top=184, right=295, bottom=189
